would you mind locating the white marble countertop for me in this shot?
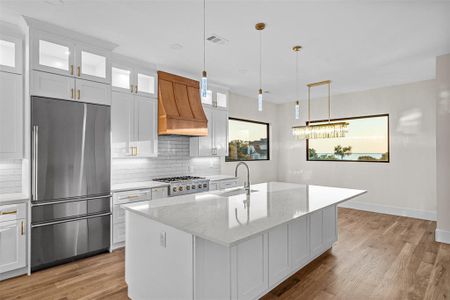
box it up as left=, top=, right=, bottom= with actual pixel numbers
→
left=203, top=175, right=238, bottom=182
left=111, top=181, right=169, bottom=193
left=122, top=182, right=366, bottom=247
left=0, top=193, right=29, bottom=205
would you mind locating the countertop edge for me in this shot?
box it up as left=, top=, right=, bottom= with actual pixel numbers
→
left=123, top=189, right=367, bottom=247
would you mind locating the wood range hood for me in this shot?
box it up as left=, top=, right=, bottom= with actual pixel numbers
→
left=157, top=71, right=208, bottom=136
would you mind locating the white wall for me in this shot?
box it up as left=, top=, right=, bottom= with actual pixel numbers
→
left=436, top=54, right=450, bottom=243
left=276, top=80, right=437, bottom=220
left=220, top=93, right=279, bottom=185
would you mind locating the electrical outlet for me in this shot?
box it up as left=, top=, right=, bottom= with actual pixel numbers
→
left=160, top=231, right=166, bottom=248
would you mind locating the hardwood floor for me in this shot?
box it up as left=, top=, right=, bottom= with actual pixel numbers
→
left=1, top=208, right=449, bottom=300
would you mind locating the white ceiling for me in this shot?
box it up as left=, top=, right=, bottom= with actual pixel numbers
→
left=1, top=0, right=450, bottom=103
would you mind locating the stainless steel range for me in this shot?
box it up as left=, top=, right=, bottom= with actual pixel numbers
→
left=153, top=176, right=209, bottom=196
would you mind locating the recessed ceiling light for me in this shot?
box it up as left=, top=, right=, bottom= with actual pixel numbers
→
left=206, top=34, right=228, bottom=45
left=264, top=90, right=270, bottom=94
left=238, top=69, right=248, bottom=74
left=170, top=43, right=183, bottom=50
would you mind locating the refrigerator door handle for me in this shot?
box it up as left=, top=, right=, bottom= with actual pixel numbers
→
left=31, top=194, right=112, bottom=207
left=31, top=212, right=111, bottom=228
left=32, top=125, right=39, bottom=201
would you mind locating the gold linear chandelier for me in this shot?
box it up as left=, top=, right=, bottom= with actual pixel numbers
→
left=292, top=80, right=349, bottom=139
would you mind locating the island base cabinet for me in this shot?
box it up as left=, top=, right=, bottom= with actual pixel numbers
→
left=125, top=212, right=193, bottom=300
left=125, top=205, right=338, bottom=300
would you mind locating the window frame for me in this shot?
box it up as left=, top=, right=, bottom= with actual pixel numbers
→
left=226, top=117, right=270, bottom=162
left=306, top=113, right=390, bottom=163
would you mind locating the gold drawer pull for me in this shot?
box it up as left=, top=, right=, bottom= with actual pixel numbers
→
left=77, top=66, right=81, bottom=77
left=70, top=65, right=74, bottom=75
left=134, top=85, right=138, bottom=93
left=127, top=195, right=140, bottom=199
left=21, top=221, right=24, bottom=235
left=77, top=89, right=81, bottom=100
left=1, top=210, right=17, bottom=215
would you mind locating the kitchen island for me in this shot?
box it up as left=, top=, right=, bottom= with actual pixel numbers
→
left=122, top=182, right=366, bottom=300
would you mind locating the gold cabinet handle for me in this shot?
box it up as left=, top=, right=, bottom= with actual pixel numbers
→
left=77, top=66, right=81, bottom=77
left=0, top=210, right=17, bottom=215
left=130, top=147, right=138, bottom=156
left=71, top=88, right=74, bottom=99
left=77, top=89, right=81, bottom=100
left=21, top=221, right=24, bottom=235
left=70, top=65, right=74, bottom=75
left=130, top=84, right=134, bottom=93
left=134, top=85, right=138, bottom=93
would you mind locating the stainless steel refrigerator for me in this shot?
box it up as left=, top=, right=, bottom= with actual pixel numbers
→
left=31, top=96, right=111, bottom=271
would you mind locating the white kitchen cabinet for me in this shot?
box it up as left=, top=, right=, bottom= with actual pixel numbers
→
left=323, top=205, right=337, bottom=245
left=31, top=30, right=110, bottom=84
left=268, top=224, right=289, bottom=286
left=0, top=71, right=23, bottom=159
left=112, top=187, right=168, bottom=248
left=31, top=70, right=110, bottom=105
left=231, top=234, right=268, bottom=300
left=75, top=78, right=111, bottom=105
left=0, top=34, right=22, bottom=74
left=111, top=91, right=158, bottom=158
left=112, top=91, right=133, bottom=157
left=134, top=96, right=158, bottom=157
left=31, top=70, right=74, bottom=100
left=190, top=105, right=229, bottom=157
left=0, top=203, right=27, bottom=274
left=111, top=56, right=156, bottom=97
left=289, top=216, right=309, bottom=271
left=201, top=85, right=228, bottom=109
left=31, top=30, right=75, bottom=77
left=310, top=210, right=323, bottom=257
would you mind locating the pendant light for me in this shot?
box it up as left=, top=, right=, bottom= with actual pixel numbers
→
left=255, top=22, right=265, bottom=111
left=200, top=0, right=208, bottom=99
left=292, top=80, right=349, bottom=139
left=293, top=45, right=302, bottom=119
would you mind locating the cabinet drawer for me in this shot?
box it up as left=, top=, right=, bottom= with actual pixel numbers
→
left=113, top=189, right=152, bottom=205
left=219, top=180, right=238, bottom=190
left=113, top=204, right=125, bottom=224
left=0, top=203, right=26, bottom=222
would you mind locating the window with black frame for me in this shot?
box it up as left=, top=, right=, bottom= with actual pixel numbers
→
left=226, top=118, right=270, bottom=162
left=307, top=114, right=389, bottom=162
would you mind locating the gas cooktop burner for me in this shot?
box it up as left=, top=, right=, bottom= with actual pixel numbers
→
left=153, top=176, right=205, bottom=183
left=153, top=176, right=210, bottom=196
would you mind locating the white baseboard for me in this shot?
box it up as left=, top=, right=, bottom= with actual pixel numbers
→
left=436, top=229, right=450, bottom=244
left=338, top=200, right=437, bottom=221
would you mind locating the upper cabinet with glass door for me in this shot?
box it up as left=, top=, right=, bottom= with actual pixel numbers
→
left=111, top=55, right=157, bottom=98
left=201, top=84, right=229, bottom=109
left=27, top=17, right=116, bottom=83
left=0, top=32, right=23, bottom=74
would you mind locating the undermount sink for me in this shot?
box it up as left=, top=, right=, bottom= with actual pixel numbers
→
left=216, top=188, right=259, bottom=197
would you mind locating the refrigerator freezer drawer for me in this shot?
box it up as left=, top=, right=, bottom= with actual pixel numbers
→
left=31, top=214, right=110, bottom=271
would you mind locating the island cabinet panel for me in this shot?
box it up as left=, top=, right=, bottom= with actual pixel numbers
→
left=268, top=224, right=290, bottom=286
left=310, top=210, right=324, bottom=257
left=323, top=205, right=338, bottom=245
left=289, top=216, right=310, bottom=271
left=195, top=238, right=231, bottom=300
left=125, top=212, right=193, bottom=300
left=231, top=234, right=269, bottom=300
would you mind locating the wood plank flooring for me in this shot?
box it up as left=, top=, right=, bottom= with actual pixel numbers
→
left=1, top=208, right=449, bottom=300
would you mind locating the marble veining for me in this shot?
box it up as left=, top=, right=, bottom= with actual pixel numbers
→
left=122, top=182, right=367, bottom=246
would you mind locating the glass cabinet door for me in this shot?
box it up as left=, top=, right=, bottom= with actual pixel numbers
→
left=76, top=45, right=109, bottom=83
left=32, top=32, right=74, bottom=76
left=0, top=34, right=22, bottom=74
left=112, top=66, right=132, bottom=92
left=135, top=69, right=156, bottom=97
left=216, top=92, right=228, bottom=108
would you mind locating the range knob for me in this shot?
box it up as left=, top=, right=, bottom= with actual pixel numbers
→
left=179, top=186, right=183, bottom=191
left=186, top=186, right=191, bottom=190
left=203, top=183, right=207, bottom=188
left=192, top=185, right=196, bottom=189
left=172, top=187, right=177, bottom=192
left=198, top=184, right=202, bottom=189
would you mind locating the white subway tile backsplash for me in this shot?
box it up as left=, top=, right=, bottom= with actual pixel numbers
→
left=112, top=136, right=221, bottom=184
left=0, top=160, right=22, bottom=194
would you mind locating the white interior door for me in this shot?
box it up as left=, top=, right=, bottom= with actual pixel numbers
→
left=135, top=96, right=158, bottom=157
left=0, top=220, right=26, bottom=273
left=111, top=91, right=133, bottom=157
left=0, top=71, right=23, bottom=159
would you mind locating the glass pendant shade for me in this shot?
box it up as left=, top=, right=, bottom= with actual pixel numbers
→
left=201, top=70, right=207, bottom=99
left=258, top=89, right=263, bottom=111
left=292, top=122, right=349, bottom=139
left=295, top=101, right=300, bottom=120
